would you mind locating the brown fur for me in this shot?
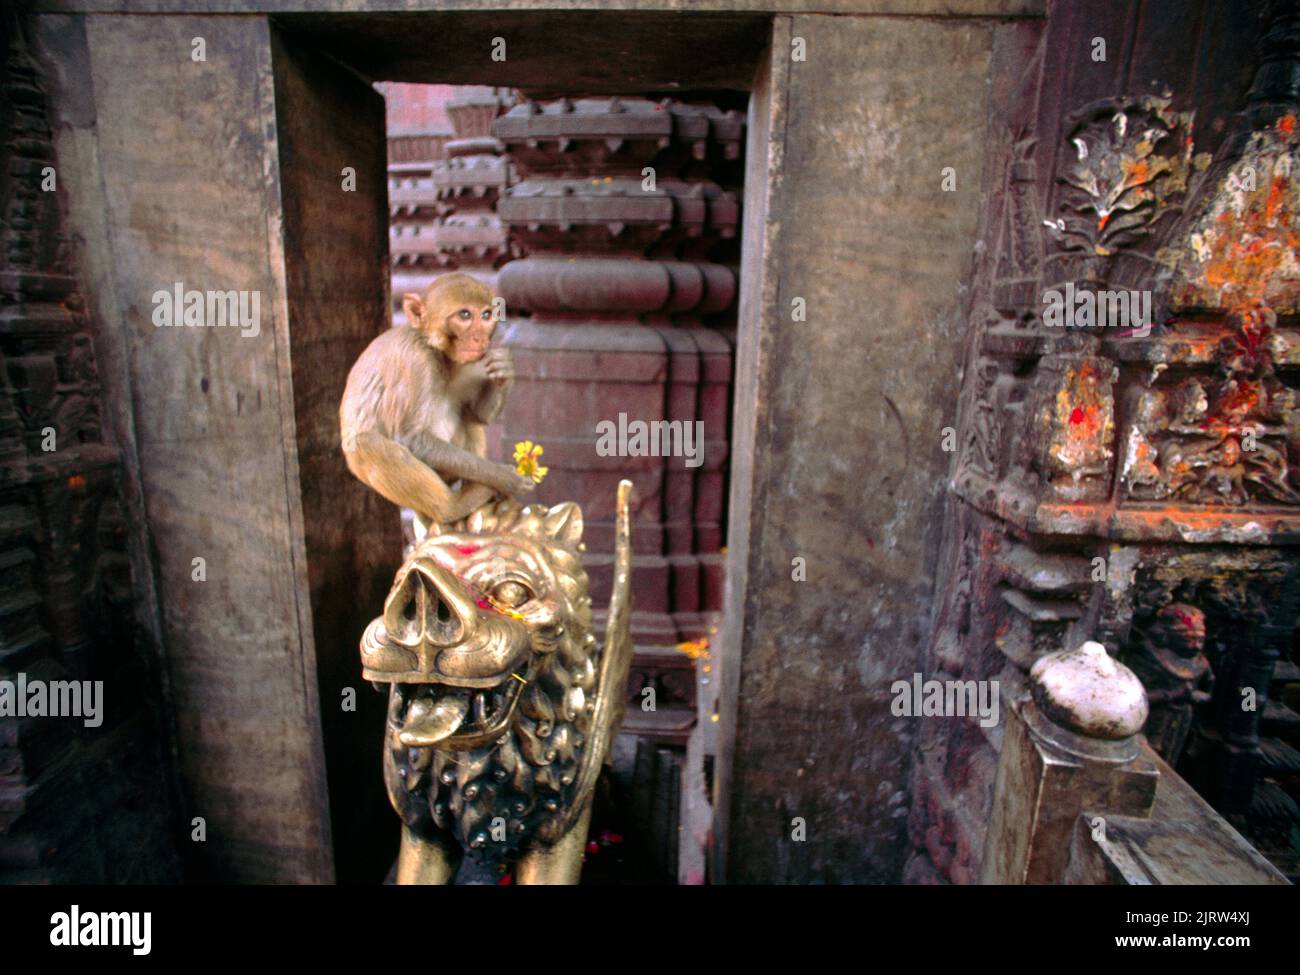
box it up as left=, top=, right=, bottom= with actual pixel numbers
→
left=339, top=273, right=532, bottom=525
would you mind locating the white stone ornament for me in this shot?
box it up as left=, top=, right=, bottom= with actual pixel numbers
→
left=1029, top=640, right=1149, bottom=740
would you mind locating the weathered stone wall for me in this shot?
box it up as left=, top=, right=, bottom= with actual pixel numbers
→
left=714, top=13, right=997, bottom=884
left=28, top=13, right=357, bottom=882
left=1, top=12, right=180, bottom=883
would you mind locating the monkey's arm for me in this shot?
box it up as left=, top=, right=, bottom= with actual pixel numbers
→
left=470, top=381, right=509, bottom=425
left=413, top=436, right=514, bottom=488
left=349, top=437, right=512, bottom=523
left=468, top=348, right=514, bottom=425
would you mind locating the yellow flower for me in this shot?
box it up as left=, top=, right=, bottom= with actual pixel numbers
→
left=513, top=440, right=549, bottom=484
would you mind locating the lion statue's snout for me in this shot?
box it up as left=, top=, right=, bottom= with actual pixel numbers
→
left=361, top=553, right=530, bottom=685
left=385, top=559, right=469, bottom=651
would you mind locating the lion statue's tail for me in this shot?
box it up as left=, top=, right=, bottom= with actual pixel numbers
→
left=562, top=479, right=634, bottom=833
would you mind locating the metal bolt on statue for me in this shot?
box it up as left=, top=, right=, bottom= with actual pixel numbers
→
left=340, top=274, right=634, bottom=884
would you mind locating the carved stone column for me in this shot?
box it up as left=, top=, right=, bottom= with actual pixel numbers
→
left=389, top=87, right=515, bottom=324
left=493, top=97, right=742, bottom=649
left=429, top=90, right=515, bottom=292
left=389, top=157, right=443, bottom=323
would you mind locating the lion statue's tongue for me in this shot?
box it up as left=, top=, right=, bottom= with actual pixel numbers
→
left=397, top=693, right=469, bottom=746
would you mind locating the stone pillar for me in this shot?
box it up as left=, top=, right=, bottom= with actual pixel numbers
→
left=981, top=641, right=1158, bottom=884
left=493, top=96, right=741, bottom=647
left=388, top=156, right=443, bottom=323
left=30, top=13, right=398, bottom=882
left=429, top=89, right=514, bottom=292
left=388, top=86, right=514, bottom=324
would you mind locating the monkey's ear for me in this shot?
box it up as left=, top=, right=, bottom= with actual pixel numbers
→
left=402, top=293, right=425, bottom=326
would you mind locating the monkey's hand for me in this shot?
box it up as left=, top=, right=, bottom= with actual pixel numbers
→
left=509, top=472, right=538, bottom=496
left=488, top=462, right=536, bottom=497
left=468, top=349, right=513, bottom=425
left=483, top=347, right=514, bottom=387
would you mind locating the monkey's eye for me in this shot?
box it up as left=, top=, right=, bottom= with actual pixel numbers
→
left=490, top=580, right=532, bottom=609
left=457, top=309, right=472, bottom=321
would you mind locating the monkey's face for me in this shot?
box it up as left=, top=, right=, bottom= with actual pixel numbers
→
left=444, top=303, right=496, bottom=365
left=401, top=273, right=499, bottom=365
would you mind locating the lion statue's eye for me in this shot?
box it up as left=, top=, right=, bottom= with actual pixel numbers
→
left=491, top=580, right=531, bottom=608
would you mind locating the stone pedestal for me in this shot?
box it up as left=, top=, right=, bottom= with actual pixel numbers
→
left=982, top=641, right=1158, bottom=884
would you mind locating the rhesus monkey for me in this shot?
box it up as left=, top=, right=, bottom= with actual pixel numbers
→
left=340, top=273, right=534, bottom=527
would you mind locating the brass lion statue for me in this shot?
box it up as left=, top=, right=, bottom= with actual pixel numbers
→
left=360, top=481, right=633, bottom=884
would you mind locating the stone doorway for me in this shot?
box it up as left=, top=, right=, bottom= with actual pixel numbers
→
left=381, top=82, right=745, bottom=645
left=378, top=79, right=748, bottom=881
left=267, top=13, right=769, bottom=882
